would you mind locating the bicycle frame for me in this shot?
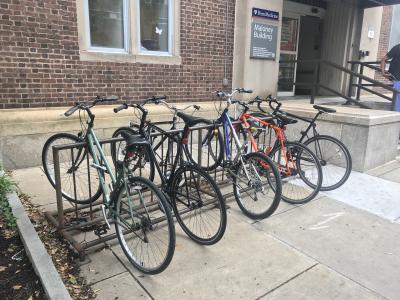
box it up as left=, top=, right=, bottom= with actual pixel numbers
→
left=86, top=127, right=117, bottom=207
left=141, top=121, right=191, bottom=192
left=274, top=110, right=322, bottom=143
left=219, top=110, right=244, bottom=161
left=238, top=112, right=296, bottom=177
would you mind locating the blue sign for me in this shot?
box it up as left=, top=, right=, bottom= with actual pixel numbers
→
left=252, top=8, right=279, bottom=21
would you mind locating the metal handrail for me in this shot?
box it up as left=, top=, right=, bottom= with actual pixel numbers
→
left=278, top=59, right=399, bottom=110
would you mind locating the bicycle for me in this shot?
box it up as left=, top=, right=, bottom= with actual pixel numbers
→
left=113, top=97, right=227, bottom=245
left=250, top=95, right=352, bottom=191
left=50, top=96, right=176, bottom=274
left=181, top=89, right=282, bottom=218
left=187, top=89, right=323, bottom=205
left=110, top=98, right=201, bottom=180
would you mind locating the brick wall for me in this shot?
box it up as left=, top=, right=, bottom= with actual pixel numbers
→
left=0, top=0, right=235, bottom=109
left=374, top=5, right=393, bottom=89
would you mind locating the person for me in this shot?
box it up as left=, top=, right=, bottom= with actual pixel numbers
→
left=381, top=43, right=400, bottom=111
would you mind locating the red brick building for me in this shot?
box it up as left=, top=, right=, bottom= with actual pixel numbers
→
left=375, top=5, right=394, bottom=85
left=0, top=0, right=235, bottom=109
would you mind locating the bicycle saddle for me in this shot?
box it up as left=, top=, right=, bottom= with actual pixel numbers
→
left=313, top=105, right=336, bottom=113
left=177, top=112, right=208, bottom=127
left=276, top=115, right=298, bottom=126
left=120, top=131, right=150, bottom=150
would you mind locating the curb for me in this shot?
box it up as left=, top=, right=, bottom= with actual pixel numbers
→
left=7, top=192, right=72, bottom=300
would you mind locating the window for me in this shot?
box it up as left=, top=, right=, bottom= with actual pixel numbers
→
left=139, top=0, right=171, bottom=54
left=81, top=0, right=177, bottom=60
left=86, top=0, right=128, bottom=52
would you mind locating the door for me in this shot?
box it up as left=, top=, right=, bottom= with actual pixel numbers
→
left=278, top=16, right=300, bottom=97
left=295, top=16, right=322, bottom=95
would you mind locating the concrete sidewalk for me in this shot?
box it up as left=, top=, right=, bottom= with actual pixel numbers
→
left=13, top=163, right=400, bottom=300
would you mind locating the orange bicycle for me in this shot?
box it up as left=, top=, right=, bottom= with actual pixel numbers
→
left=187, top=90, right=323, bottom=204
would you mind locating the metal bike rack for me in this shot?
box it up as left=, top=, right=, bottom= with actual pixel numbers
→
left=44, top=122, right=244, bottom=258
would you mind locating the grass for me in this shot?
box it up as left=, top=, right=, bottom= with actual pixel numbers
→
left=0, top=166, right=16, bottom=228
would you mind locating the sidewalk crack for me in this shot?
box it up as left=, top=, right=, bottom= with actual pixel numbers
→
left=88, top=270, right=128, bottom=286
left=255, top=263, right=319, bottom=300
left=110, top=248, right=155, bottom=300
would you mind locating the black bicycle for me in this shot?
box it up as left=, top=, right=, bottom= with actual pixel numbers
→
left=111, top=99, right=201, bottom=180
left=249, top=96, right=352, bottom=191
left=113, top=96, right=227, bottom=245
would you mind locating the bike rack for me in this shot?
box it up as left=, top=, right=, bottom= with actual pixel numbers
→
left=44, top=122, right=255, bottom=258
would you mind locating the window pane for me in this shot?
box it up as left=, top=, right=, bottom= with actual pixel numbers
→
left=89, top=0, right=125, bottom=49
left=278, top=54, right=296, bottom=92
left=140, top=0, right=169, bottom=52
left=281, top=18, right=298, bottom=52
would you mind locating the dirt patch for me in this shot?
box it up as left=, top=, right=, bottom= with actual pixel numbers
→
left=19, top=194, right=96, bottom=300
left=0, top=222, right=45, bottom=300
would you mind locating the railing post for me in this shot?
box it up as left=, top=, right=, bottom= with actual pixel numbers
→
left=392, top=90, right=398, bottom=111
left=310, top=61, right=320, bottom=104
left=52, top=146, right=65, bottom=229
left=197, top=128, right=203, bottom=170
left=356, top=64, right=364, bottom=101
left=347, top=62, right=355, bottom=98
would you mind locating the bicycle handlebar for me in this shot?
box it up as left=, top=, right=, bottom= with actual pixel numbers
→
left=113, top=103, right=128, bottom=113
left=143, top=95, right=167, bottom=105
left=113, top=96, right=200, bottom=116
left=237, top=88, right=253, bottom=94
left=64, top=104, right=80, bottom=117
left=64, top=95, right=119, bottom=117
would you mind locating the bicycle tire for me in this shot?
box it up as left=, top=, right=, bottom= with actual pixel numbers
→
left=114, top=176, right=175, bottom=274
left=303, top=135, right=352, bottom=191
left=111, top=126, right=155, bottom=181
left=269, top=141, right=323, bottom=204
left=233, top=152, right=282, bottom=219
left=170, top=164, right=227, bottom=245
left=42, top=132, right=102, bottom=204
left=184, top=119, right=224, bottom=171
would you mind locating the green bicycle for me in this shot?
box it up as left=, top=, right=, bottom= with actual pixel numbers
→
left=59, top=96, right=175, bottom=274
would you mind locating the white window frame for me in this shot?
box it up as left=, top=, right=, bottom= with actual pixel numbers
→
left=137, top=0, right=173, bottom=56
left=84, top=0, right=129, bottom=53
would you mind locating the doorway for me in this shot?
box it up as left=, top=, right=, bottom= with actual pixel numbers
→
left=278, top=1, right=325, bottom=97
left=295, top=16, right=323, bottom=95
left=278, top=16, right=300, bottom=97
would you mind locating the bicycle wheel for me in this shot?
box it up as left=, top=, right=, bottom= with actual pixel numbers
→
left=111, top=126, right=155, bottom=181
left=170, top=164, right=227, bottom=245
left=304, top=135, right=352, bottom=191
left=42, top=133, right=102, bottom=204
left=185, top=119, right=224, bottom=171
left=269, top=141, right=323, bottom=204
left=233, top=152, right=282, bottom=219
left=115, top=176, right=175, bottom=274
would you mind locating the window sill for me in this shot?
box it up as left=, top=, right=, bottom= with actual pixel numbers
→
left=79, top=50, right=182, bottom=65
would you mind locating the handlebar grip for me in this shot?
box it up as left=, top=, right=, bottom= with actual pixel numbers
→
left=102, top=95, right=119, bottom=102
left=113, top=103, right=128, bottom=113
left=153, top=95, right=167, bottom=101
left=238, top=88, right=253, bottom=94
left=64, top=104, right=80, bottom=117
left=194, top=105, right=200, bottom=110
left=146, top=95, right=167, bottom=102
left=216, top=91, right=225, bottom=98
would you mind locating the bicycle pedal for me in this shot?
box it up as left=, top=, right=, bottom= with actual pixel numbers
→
left=94, top=224, right=109, bottom=236
left=222, top=161, right=234, bottom=168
